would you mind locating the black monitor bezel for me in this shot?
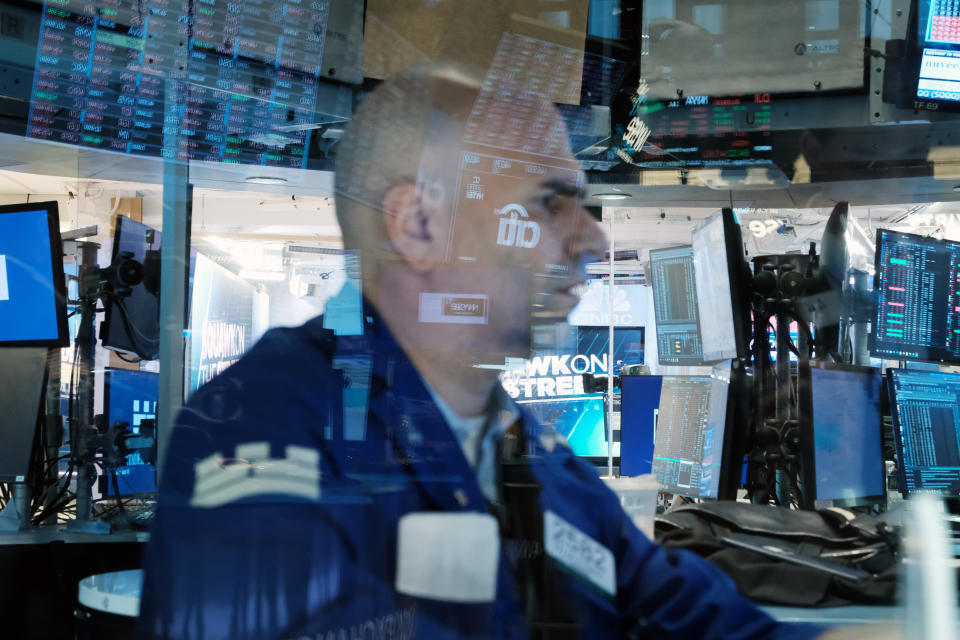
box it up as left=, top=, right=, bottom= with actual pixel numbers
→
left=869, top=227, right=960, bottom=364
left=798, top=360, right=886, bottom=509
left=691, top=208, right=752, bottom=363
left=0, top=200, right=70, bottom=347
left=648, top=244, right=706, bottom=366
left=886, top=367, right=960, bottom=498
left=100, top=367, right=159, bottom=497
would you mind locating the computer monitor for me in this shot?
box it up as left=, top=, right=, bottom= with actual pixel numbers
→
left=619, top=375, right=663, bottom=476
left=888, top=368, right=960, bottom=497
left=102, top=215, right=161, bottom=360
left=0, top=201, right=69, bottom=347
left=691, top=209, right=751, bottom=362
left=651, top=362, right=737, bottom=499
left=576, top=326, right=645, bottom=372
left=518, top=395, right=612, bottom=460
left=99, top=368, right=158, bottom=497
left=870, top=229, right=960, bottom=364
left=0, top=348, right=48, bottom=482
left=648, top=245, right=704, bottom=366
left=799, top=361, right=885, bottom=509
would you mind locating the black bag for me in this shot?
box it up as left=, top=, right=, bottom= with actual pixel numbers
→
left=654, top=501, right=900, bottom=607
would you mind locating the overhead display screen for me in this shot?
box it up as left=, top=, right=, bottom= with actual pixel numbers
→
left=28, top=0, right=332, bottom=167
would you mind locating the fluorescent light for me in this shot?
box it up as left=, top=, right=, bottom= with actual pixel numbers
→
left=238, top=269, right=286, bottom=281
left=594, top=192, right=629, bottom=201
left=245, top=176, right=288, bottom=185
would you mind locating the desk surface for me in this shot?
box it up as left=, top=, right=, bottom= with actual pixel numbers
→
left=761, top=605, right=901, bottom=627
left=0, top=525, right=147, bottom=545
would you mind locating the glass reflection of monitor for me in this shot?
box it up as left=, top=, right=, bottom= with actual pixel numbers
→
left=518, top=395, right=612, bottom=460
left=649, top=245, right=704, bottom=365
left=651, top=362, right=735, bottom=499
left=99, top=368, right=158, bottom=497
left=888, top=368, right=960, bottom=497
left=799, top=361, right=885, bottom=509
left=870, top=229, right=960, bottom=364
left=0, top=201, right=69, bottom=347
left=691, top=209, right=750, bottom=362
left=620, top=375, right=662, bottom=476
left=102, top=215, right=161, bottom=359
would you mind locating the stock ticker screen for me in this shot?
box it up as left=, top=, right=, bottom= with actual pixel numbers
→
left=622, top=93, right=774, bottom=169
left=28, top=0, right=331, bottom=166
left=649, top=245, right=703, bottom=366
left=889, top=368, right=960, bottom=496
left=651, top=368, right=730, bottom=499
left=871, top=230, right=960, bottom=363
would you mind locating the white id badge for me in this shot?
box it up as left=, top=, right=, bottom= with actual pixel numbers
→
left=543, top=510, right=616, bottom=597
left=395, top=512, right=499, bottom=603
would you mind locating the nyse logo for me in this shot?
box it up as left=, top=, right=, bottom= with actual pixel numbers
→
left=496, top=204, right=540, bottom=249
left=443, top=296, right=486, bottom=318
left=0, top=254, right=8, bottom=301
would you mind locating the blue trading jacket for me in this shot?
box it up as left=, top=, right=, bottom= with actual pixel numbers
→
left=138, top=311, right=823, bottom=640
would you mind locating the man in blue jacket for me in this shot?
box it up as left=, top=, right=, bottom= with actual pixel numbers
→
left=139, top=65, right=878, bottom=639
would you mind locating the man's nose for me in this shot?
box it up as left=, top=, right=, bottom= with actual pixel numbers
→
left=564, top=206, right=608, bottom=263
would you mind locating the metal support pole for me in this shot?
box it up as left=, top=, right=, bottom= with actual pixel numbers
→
left=607, top=209, right=615, bottom=478
left=156, top=77, right=191, bottom=479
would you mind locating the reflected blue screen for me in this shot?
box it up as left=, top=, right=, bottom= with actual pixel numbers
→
left=811, top=367, right=883, bottom=502
left=620, top=376, right=662, bottom=476
left=102, top=369, right=158, bottom=496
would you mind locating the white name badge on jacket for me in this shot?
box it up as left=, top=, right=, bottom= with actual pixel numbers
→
left=395, top=512, right=500, bottom=603
left=543, top=510, right=616, bottom=597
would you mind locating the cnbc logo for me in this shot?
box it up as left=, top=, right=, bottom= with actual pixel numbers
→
left=0, top=254, right=8, bottom=301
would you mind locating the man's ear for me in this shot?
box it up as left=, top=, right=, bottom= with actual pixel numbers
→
left=382, top=180, right=441, bottom=273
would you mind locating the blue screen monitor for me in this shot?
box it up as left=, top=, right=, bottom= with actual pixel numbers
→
left=518, top=395, right=611, bottom=458
left=0, top=201, right=69, bottom=347
left=651, top=362, right=733, bottom=498
left=888, top=368, right=960, bottom=497
left=100, top=368, right=158, bottom=496
left=649, top=246, right=704, bottom=365
left=619, top=375, right=663, bottom=476
left=800, top=361, right=885, bottom=509
left=870, top=229, right=960, bottom=364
